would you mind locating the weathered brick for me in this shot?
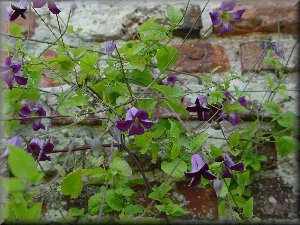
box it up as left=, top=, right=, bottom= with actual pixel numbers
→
left=251, top=177, right=299, bottom=219
left=257, top=138, right=277, bottom=169
left=173, top=42, right=230, bottom=73
left=12, top=12, right=36, bottom=37
left=240, top=41, right=272, bottom=73
left=213, top=0, right=299, bottom=36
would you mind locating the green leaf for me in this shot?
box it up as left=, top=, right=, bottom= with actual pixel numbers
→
left=88, top=193, right=103, bottom=216
left=28, top=202, right=42, bottom=222
left=229, top=131, right=240, bottom=147
left=110, top=157, right=132, bottom=176
left=189, top=133, right=209, bottom=152
left=165, top=203, right=187, bottom=217
left=138, top=18, right=168, bottom=42
left=115, top=188, right=135, bottom=197
left=80, top=53, right=99, bottom=73
left=237, top=171, right=251, bottom=186
left=135, top=132, right=153, bottom=154
left=156, top=46, right=179, bottom=72
left=219, top=178, right=231, bottom=198
left=8, top=146, right=43, bottom=183
left=68, top=208, right=85, bottom=217
left=153, top=85, right=183, bottom=98
left=250, top=159, right=261, bottom=171
left=10, top=23, right=24, bottom=37
left=127, top=69, right=153, bottom=87
left=262, top=101, right=280, bottom=115
left=149, top=181, right=173, bottom=203
left=2, top=177, right=25, bottom=192
left=161, top=159, right=187, bottom=179
left=243, top=197, right=253, bottom=218
left=167, top=6, right=184, bottom=26
left=218, top=200, right=227, bottom=216
left=61, top=170, right=83, bottom=198
left=210, top=146, right=223, bottom=158
left=275, top=136, right=298, bottom=157
left=105, top=190, right=125, bottom=211
left=168, top=120, right=180, bottom=138
left=11, top=193, right=28, bottom=221
left=124, top=205, right=145, bottom=215
left=276, top=111, right=296, bottom=128
left=165, top=98, right=189, bottom=118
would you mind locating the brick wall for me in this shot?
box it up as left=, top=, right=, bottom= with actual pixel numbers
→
left=1, top=0, right=299, bottom=222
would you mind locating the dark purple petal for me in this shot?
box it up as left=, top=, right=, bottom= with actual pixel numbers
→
left=32, top=120, right=45, bottom=131
left=230, top=9, right=246, bottom=23
left=197, top=110, right=211, bottom=121
left=35, top=106, right=46, bottom=116
left=184, top=171, right=198, bottom=179
left=201, top=170, right=217, bottom=180
left=14, top=75, right=28, bottom=85
left=209, top=11, right=221, bottom=26
left=166, top=74, right=178, bottom=85
left=213, top=179, right=223, bottom=197
left=129, top=122, right=144, bottom=136
left=230, top=162, right=244, bottom=171
left=4, top=56, right=12, bottom=67
left=220, top=22, right=233, bottom=35
left=125, top=107, right=139, bottom=120
left=222, top=90, right=231, bottom=98
left=186, top=105, right=198, bottom=112
left=105, top=40, right=116, bottom=56
left=237, top=96, right=248, bottom=106
left=10, top=61, right=21, bottom=74
left=47, top=0, right=61, bottom=14
left=2, top=72, right=14, bottom=89
left=140, top=119, right=155, bottom=129
left=220, top=0, right=236, bottom=11
left=215, top=156, right=224, bottom=162
left=136, top=110, right=149, bottom=120
left=20, top=118, right=31, bottom=125
left=19, top=104, right=32, bottom=117
left=227, top=111, right=240, bottom=126
left=43, top=141, right=54, bottom=154
left=116, top=120, right=133, bottom=131
left=222, top=166, right=233, bottom=178
left=28, top=138, right=43, bottom=152
left=38, top=153, right=51, bottom=161
left=32, top=0, right=47, bottom=8
left=189, top=173, right=201, bottom=187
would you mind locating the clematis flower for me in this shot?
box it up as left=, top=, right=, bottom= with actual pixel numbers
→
left=27, top=138, right=54, bottom=161
left=227, top=111, right=240, bottom=126
left=33, top=0, right=61, bottom=14
left=0, top=135, right=23, bottom=158
left=105, top=40, right=116, bottom=56
left=116, top=107, right=156, bottom=136
left=160, top=74, right=178, bottom=86
left=185, top=154, right=216, bottom=187
left=1, top=56, right=27, bottom=90
left=10, top=0, right=28, bottom=21
left=237, top=96, right=248, bottom=106
left=209, top=0, right=246, bottom=35
left=186, top=95, right=211, bottom=121
left=215, top=153, right=244, bottom=178
left=19, top=104, right=46, bottom=131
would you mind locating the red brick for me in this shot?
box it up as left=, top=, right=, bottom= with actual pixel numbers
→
left=43, top=49, right=58, bottom=60
left=173, top=42, right=230, bottom=73
left=12, top=12, right=36, bottom=37
left=240, top=41, right=272, bottom=73
left=214, top=0, right=299, bottom=36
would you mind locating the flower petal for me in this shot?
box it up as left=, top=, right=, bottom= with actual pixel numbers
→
left=10, top=61, right=21, bottom=74
left=2, top=72, right=14, bottom=89
left=222, top=166, right=233, bottom=178
left=186, top=105, right=198, bottom=112
left=8, top=135, right=23, bottom=147
left=230, top=9, right=246, bottom=23
left=197, top=95, right=210, bottom=109
left=213, top=179, right=223, bottom=197
left=227, top=111, right=240, bottom=126
left=14, top=75, right=28, bottom=85
left=136, top=110, right=149, bottom=120
left=43, top=141, right=54, bottom=154
left=105, top=40, right=116, bottom=56
left=10, top=8, right=21, bottom=21
left=32, top=120, right=45, bottom=131
left=125, top=107, right=139, bottom=120
left=140, top=119, right=155, bottom=129
left=209, top=11, right=221, bottom=25
left=201, top=170, right=217, bottom=180
left=191, top=154, right=206, bottom=172
left=189, top=174, right=201, bottom=187
left=35, top=106, right=46, bottom=116
left=220, top=22, right=233, bottom=35
left=230, top=162, right=244, bottom=171
left=116, top=120, right=133, bottom=131
left=48, top=0, right=61, bottom=14
left=32, top=0, right=47, bottom=8
left=19, top=104, right=32, bottom=117
left=4, top=56, right=12, bottom=67
left=220, top=0, right=236, bottom=11
left=129, top=122, right=144, bottom=136
left=237, top=96, right=248, bottom=106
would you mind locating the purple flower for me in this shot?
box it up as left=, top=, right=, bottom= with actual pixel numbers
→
left=184, top=154, right=216, bottom=187
left=186, top=95, right=211, bottom=121
left=105, top=40, right=116, bottom=56
left=19, top=104, right=46, bottom=131
left=227, top=111, right=240, bottom=126
left=33, top=0, right=61, bottom=14
left=160, top=74, right=178, bottom=86
left=116, top=107, right=156, bottom=136
left=237, top=96, right=248, bottom=106
left=10, top=0, right=28, bottom=21
left=209, top=0, right=246, bottom=35
left=271, top=42, right=285, bottom=60
left=1, top=56, right=27, bottom=89
left=0, top=135, right=23, bottom=158
left=221, top=90, right=234, bottom=104
left=213, top=179, right=223, bottom=197
left=27, top=138, right=54, bottom=161
left=215, top=153, right=244, bottom=178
